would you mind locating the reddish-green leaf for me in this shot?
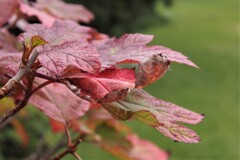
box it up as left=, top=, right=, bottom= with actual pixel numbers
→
left=31, top=35, right=48, bottom=49
left=103, top=102, right=133, bottom=120
left=103, top=89, right=204, bottom=143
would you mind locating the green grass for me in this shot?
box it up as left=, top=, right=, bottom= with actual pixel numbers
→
left=70, top=0, right=239, bottom=159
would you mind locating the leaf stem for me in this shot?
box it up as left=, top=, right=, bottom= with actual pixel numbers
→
left=65, top=123, right=72, bottom=146
left=34, top=72, right=60, bottom=82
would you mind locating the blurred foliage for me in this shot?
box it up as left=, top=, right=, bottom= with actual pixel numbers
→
left=0, top=103, right=49, bottom=160
left=65, top=0, right=173, bottom=36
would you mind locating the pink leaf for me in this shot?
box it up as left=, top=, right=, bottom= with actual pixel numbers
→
left=127, top=134, right=169, bottom=160
left=19, top=0, right=94, bottom=27
left=29, top=80, right=90, bottom=123
left=103, top=89, right=204, bottom=143
left=0, top=0, right=18, bottom=26
left=0, top=52, right=21, bottom=76
left=93, top=33, right=198, bottom=68
left=19, top=2, right=55, bottom=28
left=64, top=68, right=136, bottom=103
left=19, top=20, right=101, bottom=75
left=156, top=46, right=199, bottom=68
left=38, top=40, right=101, bottom=75
left=33, top=0, right=94, bottom=23
left=24, top=20, right=91, bottom=45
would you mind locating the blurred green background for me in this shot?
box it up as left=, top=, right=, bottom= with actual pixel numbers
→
left=77, top=0, right=239, bottom=159
left=0, top=0, right=239, bottom=159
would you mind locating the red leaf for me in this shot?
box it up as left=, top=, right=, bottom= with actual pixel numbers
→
left=103, top=89, right=204, bottom=143
left=65, top=68, right=136, bottom=103
left=0, top=0, right=18, bottom=26
left=126, top=134, right=169, bottom=160
left=29, top=80, right=90, bottom=123
left=33, top=0, right=94, bottom=23
left=49, top=118, right=65, bottom=133
left=93, top=34, right=198, bottom=68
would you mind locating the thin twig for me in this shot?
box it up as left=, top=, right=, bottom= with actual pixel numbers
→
left=0, top=92, right=31, bottom=127
left=30, top=81, right=53, bottom=95
left=39, top=135, right=67, bottom=160
left=52, top=139, right=82, bottom=160
left=52, top=135, right=84, bottom=160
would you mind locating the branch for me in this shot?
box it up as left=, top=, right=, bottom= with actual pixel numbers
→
left=0, top=92, right=31, bottom=127
left=0, top=51, right=39, bottom=99
left=52, top=139, right=82, bottom=160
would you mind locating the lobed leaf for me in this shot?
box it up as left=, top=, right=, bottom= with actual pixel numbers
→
left=29, top=80, right=90, bottom=123
left=38, top=40, right=101, bottom=75
left=103, top=89, right=204, bottom=143
left=19, top=20, right=101, bottom=75
left=93, top=33, right=198, bottom=68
